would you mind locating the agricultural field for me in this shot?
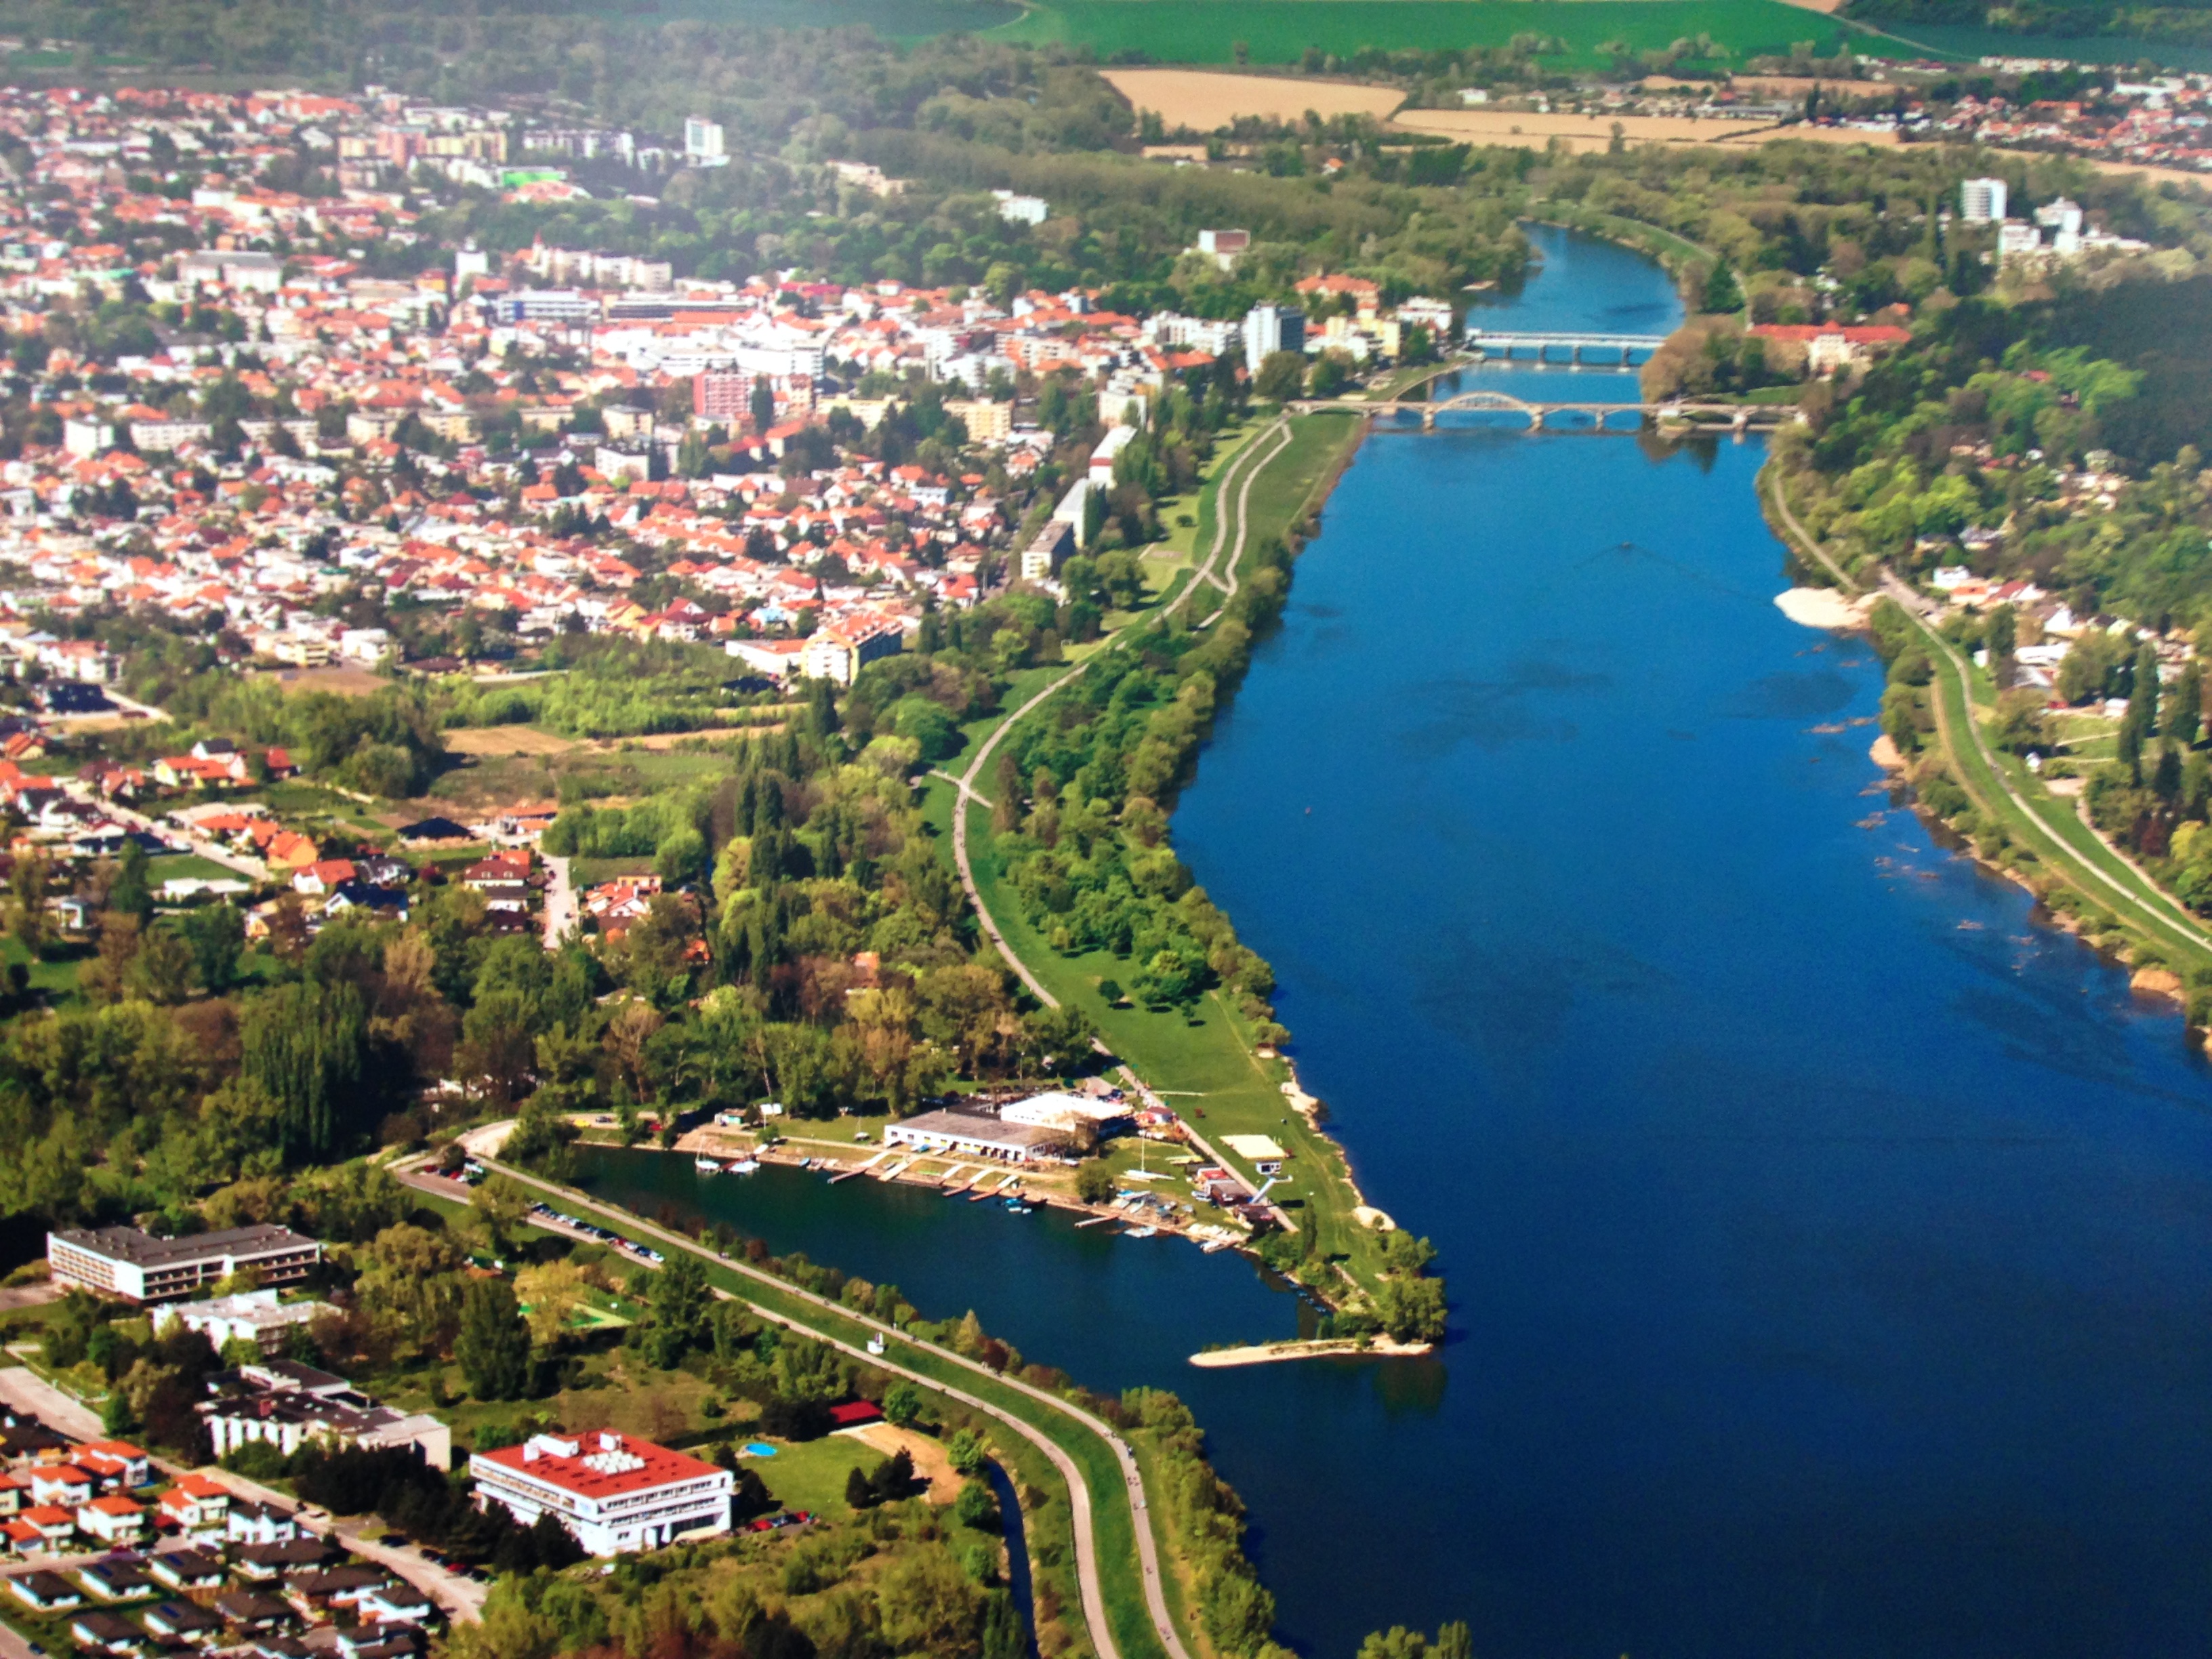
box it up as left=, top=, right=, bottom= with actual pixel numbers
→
left=991, top=0, right=1860, bottom=67
left=1102, top=67, right=1406, bottom=127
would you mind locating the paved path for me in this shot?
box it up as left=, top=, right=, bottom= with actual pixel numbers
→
left=405, top=1155, right=1196, bottom=1659
left=541, top=854, right=573, bottom=949
left=1769, top=470, right=2212, bottom=964
left=949, top=419, right=1289, bottom=1006
left=0, top=1366, right=100, bottom=1439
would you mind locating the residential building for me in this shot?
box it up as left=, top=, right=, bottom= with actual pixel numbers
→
left=798, top=616, right=903, bottom=686
left=1960, top=177, right=2008, bottom=223
left=1244, top=304, right=1305, bottom=374
left=199, top=1361, right=451, bottom=1471
left=693, top=371, right=752, bottom=423
left=991, top=190, right=1048, bottom=226
left=469, top=1431, right=731, bottom=1556
left=152, top=1290, right=329, bottom=1357
left=682, top=117, right=726, bottom=165
left=47, top=1225, right=322, bottom=1303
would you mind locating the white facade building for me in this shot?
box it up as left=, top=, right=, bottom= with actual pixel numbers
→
left=992, top=190, right=1049, bottom=226
left=152, top=1290, right=332, bottom=1356
left=470, top=1432, right=731, bottom=1556
left=683, top=117, right=726, bottom=165
left=1244, top=304, right=1305, bottom=374
left=1960, top=178, right=2007, bottom=224
left=48, top=1225, right=322, bottom=1303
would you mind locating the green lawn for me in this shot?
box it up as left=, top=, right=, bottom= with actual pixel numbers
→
left=749, top=1434, right=879, bottom=1519
left=990, top=0, right=1854, bottom=66
left=949, top=411, right=1393, bottom=1290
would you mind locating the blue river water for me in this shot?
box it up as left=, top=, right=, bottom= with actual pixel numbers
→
left=578, top=227, right=2212, bottom=1658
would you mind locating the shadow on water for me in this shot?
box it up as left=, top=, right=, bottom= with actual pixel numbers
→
left=985, top=1460, right=1040, bottom=1659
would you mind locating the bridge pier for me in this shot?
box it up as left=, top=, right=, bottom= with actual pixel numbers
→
left=1421, top=408, right=1435, bottom=431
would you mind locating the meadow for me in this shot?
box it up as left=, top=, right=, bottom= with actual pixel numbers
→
left=987, top=0, right=1860, bottom=66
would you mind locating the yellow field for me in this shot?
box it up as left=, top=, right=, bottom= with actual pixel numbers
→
left=1102, top=68, right=1405, bottom=129
left=1393, top=106, right=1899, bottom=152
left=442, top=724, right=580, bottom=756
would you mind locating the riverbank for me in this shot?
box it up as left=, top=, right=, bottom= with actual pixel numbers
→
left=927, top=409, right=1416, bottom=1314
left=1760, top=457, right=2212, bottom=1004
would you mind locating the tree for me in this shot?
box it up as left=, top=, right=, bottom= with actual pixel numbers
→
left=2167, top=660, right=2203, bottom=746
left=845, top=1465, right=875, bottom=1511
left=125, top=924, right=195, bottom=1006
left=5, top=853, right=52, bottom=960
left=1253, top=351, right=1306, bottom=404
left=953, top=1477, right=999, bottom=1531
left=882, top=1382, right=923, bottom=1428
left=644, top=1250, right=712, bottom=1367
left=1701, top=261, right=1743, bottom=314
left=1075, top=1162, right=1115, bottom=1204
left=455, top=1279, right=532, bottom=1401
left=1307, top=350, right=1354, bottom=398
left=242, top=979, right=371, bottom=1161
left=180, top=902, right=244, bottom=994
left=109, top=841, right=153, bottom=924
left=1375, top=1274, right=1447, bottom=1345
left=750, top=377, right=775, bottom=434
left=472, top=1175, right=532, bottom=1261
left=1984, top=604, right=2016, bottom=689
left=876, top=1550, right=985, bottom=1659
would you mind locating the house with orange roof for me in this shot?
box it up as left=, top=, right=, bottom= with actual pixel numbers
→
left=264, top=832, right=319, bottom=871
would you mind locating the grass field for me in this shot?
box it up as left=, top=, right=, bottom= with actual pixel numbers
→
left=991, top=0, right=1856, bottom=66
left=937, top=412, right=1401, bottom=1296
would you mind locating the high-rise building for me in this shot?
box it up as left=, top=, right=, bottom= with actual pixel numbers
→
left=1244, top=304, right=1306, bottom=375
left=1960, top=178, right=2007, bottom=224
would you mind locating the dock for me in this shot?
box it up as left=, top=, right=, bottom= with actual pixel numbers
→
left=830, top=1150, right=888, bottom=1184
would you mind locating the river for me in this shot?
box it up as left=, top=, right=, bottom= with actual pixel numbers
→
left=577, top=226, right=2212, bottom=1659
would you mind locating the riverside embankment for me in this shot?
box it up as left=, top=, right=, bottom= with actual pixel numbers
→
left=569, top=228, right=2212, bottom=1659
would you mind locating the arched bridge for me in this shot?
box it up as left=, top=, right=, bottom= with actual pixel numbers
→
left=1464, top=329, right=1672, bottom=363
left=1292, top=391, right=1798, bottom=432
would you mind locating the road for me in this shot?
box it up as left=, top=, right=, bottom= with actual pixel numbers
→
left=402, top=1156, right=1196, bottom=1659
left=949, top=419, right=1289, bottom=1007
left=62, top=787, right=267, bottom=882
left=209, top=1468, right=487, bottom=1624
left=0, top=1367, right=484, bottom=1625
left=1767, top=470, right=2212, bottom=966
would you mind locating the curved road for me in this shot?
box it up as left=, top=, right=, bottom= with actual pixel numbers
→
left=949, top=419, right=1290, bottom=1006
left=413, top=1155, right=1196, bottom=1659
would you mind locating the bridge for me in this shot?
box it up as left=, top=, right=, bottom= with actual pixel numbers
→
left=1463, top=329, right=1672, bottom=364
left=1292, top=389, right=1799, bottom=432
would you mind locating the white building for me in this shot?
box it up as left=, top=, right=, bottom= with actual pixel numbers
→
left=1244, top=304, right=1305, bottom=375
left=683, top=117, right=726, bottom=165
left=199, top=1361, right=451, bottom=1471
left=992, top=189, right=1048, bottom=226
left=1088, top=424, right=1135, bottom=486
left=1959, top=178, right=2007, bottom=224
left=48, top=1225, right=321, bottom=1303
left=153, top=1290, right=333, bottom=1356
left=470, top=1432, right=731, bottom=1556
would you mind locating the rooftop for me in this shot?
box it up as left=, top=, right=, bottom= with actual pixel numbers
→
left=49, top=1223, right=318, bottom=1268
left=476, top=1431, right=721, bottom=1499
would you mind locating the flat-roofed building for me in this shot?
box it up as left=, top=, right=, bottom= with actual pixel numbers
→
left=47, top=1227, right=321, bottom=1304
left=884, top=1107, right=1072, bottom=1163
left=470, top=1431, right=730, bottom=1556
